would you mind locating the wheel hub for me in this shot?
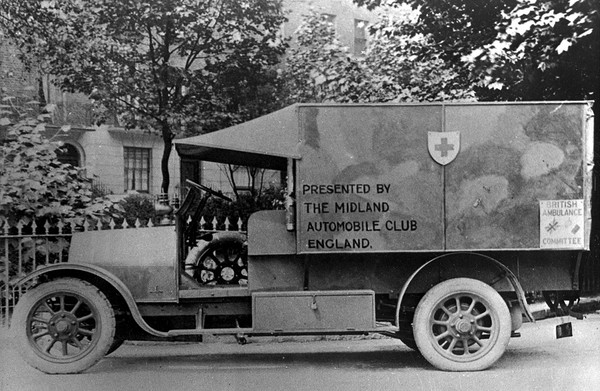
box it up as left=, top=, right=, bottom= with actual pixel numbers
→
left=221, top=267, right=235, bottom=282
left=455, top=319, right=472, bottom=334
left=49, top=313, right=78, bottom=339
left=55, top=320, right=69, bottom=333
left=449, top=311, right=477, bottom=336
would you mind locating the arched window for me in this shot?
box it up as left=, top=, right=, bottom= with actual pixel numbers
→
left=56, top=143, right=81, bottom=167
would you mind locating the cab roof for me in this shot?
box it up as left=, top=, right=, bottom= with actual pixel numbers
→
left=174, top=104, right=301, bottom=171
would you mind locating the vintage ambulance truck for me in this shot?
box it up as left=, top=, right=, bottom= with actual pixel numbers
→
left=11, top=102, right=594, bottom=373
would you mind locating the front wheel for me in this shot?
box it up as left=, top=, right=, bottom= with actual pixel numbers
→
left=413, top=278, right=511, bottom=371
left=11, top=278, right=116, bottom=374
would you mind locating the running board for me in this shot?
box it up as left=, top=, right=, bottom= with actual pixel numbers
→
left=168, top=327, right=253, bottom=337
left=166, top=323, right=399, bottom=338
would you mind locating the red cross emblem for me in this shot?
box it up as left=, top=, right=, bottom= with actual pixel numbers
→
left=428, top=131, right=460, bottom=165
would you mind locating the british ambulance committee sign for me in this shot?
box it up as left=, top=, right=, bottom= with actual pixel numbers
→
left=539, top=200, right=585, bottom=249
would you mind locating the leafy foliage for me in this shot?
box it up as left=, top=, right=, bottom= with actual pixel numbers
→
left=280, top=12, right=371, bottom=103
left=119, top=193, right=155, bottom=226
left=353, top=0, right=598, bottom=102
left=364, top=14, right=476, bottom=102
left=281, top=11, right=474, bottom=104
left=0, top=0, right=287, bottom=193
left=0, top=117, right=118, bottom=227
left=463, top=0, right=599, bottom=101
left=202, top=185, right=285, bottom=230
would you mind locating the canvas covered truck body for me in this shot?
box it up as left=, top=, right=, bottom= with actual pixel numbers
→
left=12, top=102, right=594, bottom=373
left=178, top=102, right=593, bottom=294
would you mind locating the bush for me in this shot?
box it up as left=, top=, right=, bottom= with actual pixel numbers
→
left=90, top=180, right=113, bottom=198
left=0, top=117, right=118, bottom=228
left=119, top=193, right=155, bottom=226
left=201, top=185, right=285, bottom=230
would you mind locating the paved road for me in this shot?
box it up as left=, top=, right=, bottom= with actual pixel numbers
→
left=1, top=314, right=599, bottom=391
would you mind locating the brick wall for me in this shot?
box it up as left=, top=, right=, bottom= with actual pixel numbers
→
left=0, top=43, right=38, bottom=97
left=282, top=0, right=377, bottom=52
left=0, top=42, right=42, bottom=122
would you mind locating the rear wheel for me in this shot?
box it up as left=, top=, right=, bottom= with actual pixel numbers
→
left=413, top=278, right=511, bottom=371
left=11, top=278, right=116, bottom=374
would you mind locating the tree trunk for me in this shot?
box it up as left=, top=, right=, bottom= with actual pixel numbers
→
left=161, top=123, right=172, bottom=194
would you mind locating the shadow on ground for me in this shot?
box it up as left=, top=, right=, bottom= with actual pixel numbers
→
left=93, top=346, right=430, bottom=373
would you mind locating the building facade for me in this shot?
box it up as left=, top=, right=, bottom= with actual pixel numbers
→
left=0, top=41, right=180, bottom=199
left=283, top=0, right=381, bottom=55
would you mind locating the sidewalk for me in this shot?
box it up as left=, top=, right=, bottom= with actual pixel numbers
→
left=0, top=324, right=9, bottom=343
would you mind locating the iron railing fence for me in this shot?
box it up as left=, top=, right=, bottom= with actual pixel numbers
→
left=0, top=215, right=245, bottom=327
left=0, top=219, right=72, bottom=327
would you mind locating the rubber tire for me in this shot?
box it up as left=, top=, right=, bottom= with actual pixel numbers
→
left=193, top=233, right=247, bottom=285
left=413, top=278, right=511, bottom=371
left=11, top=278, right=116, bottom=374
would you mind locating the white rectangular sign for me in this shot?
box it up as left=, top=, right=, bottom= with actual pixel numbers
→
left=540, top=200, right=585, bottom=249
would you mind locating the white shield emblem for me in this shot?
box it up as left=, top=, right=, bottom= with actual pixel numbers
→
left=428, top=131, right=460, bottom=165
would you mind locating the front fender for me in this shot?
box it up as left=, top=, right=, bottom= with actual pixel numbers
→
left=16, top=263, right=168, bottom=338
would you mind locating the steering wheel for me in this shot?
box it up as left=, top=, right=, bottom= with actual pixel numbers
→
left=186, top=179, right=232, bottom=202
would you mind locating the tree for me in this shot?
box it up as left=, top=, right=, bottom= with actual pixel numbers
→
left=281, top=11, right=473, bottom=104
left=463, top=0, right=599, bottom=101
left=353, top=0, right=598, bottom=103
left=280, top=12, right=371, bottom=103
left=364, top=14, right=476, bottom=102
left=0, top=0, right=287, bottom=194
